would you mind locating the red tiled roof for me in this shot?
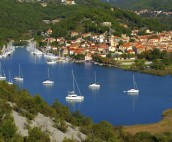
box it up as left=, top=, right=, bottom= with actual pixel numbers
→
left=121, top=42, right=131, bottom=47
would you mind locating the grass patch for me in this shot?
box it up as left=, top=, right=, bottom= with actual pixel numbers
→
left=123, top=109, right=172, bottom=135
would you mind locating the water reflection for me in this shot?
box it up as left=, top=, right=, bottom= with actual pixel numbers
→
left=127, top=92, right=139, bottom=96
left=88, top=85, right=100, bottom=90
left=30, top=53, right=44, bottom=64
left=85, top=62, right=92, bottom=68
left=66, top=99, right=84, bottom=112
left=14, top=80, right=24, bottom=88
left=43, top=83, right=54, bottom=88
left=89, top=86, right=100, bottom=101
left=127, top=92, right=139, bottom=112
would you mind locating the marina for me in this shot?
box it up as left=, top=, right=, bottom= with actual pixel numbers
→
left=0, top=47, right=172, bottom=125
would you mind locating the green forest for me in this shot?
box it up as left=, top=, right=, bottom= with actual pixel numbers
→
left=0, top=0, right=171, bottom=46
left=104, top=0, right=172, bottom=11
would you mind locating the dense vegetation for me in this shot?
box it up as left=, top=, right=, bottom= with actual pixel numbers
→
left=128, top=48, right=172, bottom=76
left=0, top=80, right=172, bottom=141
left=102, top=0, right=172, bottom=11
left=0, top=0, right=171, bottom=46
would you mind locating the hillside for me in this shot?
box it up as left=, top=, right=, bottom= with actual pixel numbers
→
left=0, top=0, right=170, bottom=46
left=101, top=0, right=172, bottom=10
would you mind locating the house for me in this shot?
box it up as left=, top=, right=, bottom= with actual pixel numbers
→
left=145, top=44, right=156, bottom=51
left=46, top=38, right=56, bottom=43
left=68, top=43, right=79, bottom=49
left=51, top=46, right=57, bottom=51
left=56, top=37, right=64, bottom=42
left=108, top=46, right=116, bottom=52
left=89, top=45, right=98, bottom=50
left=159, top=33, right=172, bottom=42
left=99, top=54, right=106, bottom=58
left=127, top=49, right=135, bottom=54
left=43, top=20, right=50, bottom=24
left=97, top=43, right=108, bottom=53
left=61, top=0, right=76, bottom=5
left=145, top=29, right=152, bottom=34
left=101, top=22, right=112, bottom=27
left=156, top=44, right=169, bottom=51
left=61, top=46, right=69, bottom=55
left=108, top=35, right=115, bottom=47
left=85, top=53, right=92, bottom=62
left=119, top=42, right=132, bottom=52
left=69, top=48, right=86, bottom=55
left=98, top=34, right=105, bottom=43
left=69, top=0, right=76, bottom=5
left=138, top=35, right=148, bottom=43
left=75, top=37, right=83, bottom=43
left=40, top=2, right=47, bottom=7
left=71, top=31, right=79, bottom=37
left=131, top=30, right=139, bottom=36
left=87, top=45, right=98, bottom=54
left=47, top=29, right=53, bottom=35
left=121, top=34, right=130, bottom=42
left=81, top=33, right=91, bottom=38
left=148, top=37, right=160, bottom=44
left=113, top=36, right=121, bottom=43
left=51, top=19, right=60, bottom=24
left=133, top=44, right=146, bottom=54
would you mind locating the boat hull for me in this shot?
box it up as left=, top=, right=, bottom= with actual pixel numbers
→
left=127, top=89, right=139, bottom=93
left=66, top=92, right=84, bottom=100
left=14, top=77, right=23, bottom=81
left=89, top=83, right=100, bottom=88
left=42, top=80, right=54, bottom=84
left=47, top=60, right=56, bottom=64
left=66, top=96, right=84, bottom=100
left=0, top=76, right=6, bottom=80
left=8, top=82, right=13, bottom=85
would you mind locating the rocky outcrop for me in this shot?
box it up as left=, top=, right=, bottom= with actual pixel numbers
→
left=12, top=111, right=86, bottom=142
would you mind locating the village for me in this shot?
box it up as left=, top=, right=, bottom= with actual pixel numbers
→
left=38, top=28, right=172, bottom=63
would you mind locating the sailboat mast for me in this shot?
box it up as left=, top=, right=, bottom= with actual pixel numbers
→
left=48, top=68, right=50, bottom=80
left=9, top=70, right=12, bottom=82
left=94, top=70, right=96, bottom=83
left=0, top=62, right=5, bottom=76
left=19, top=64, right=20, bottom=77
left=72, top=70, right=75, bottom=92
left=133, top=75, right=137, bottom=89
left=0, top=62, right=1, bottom=76
left=19, top=64, right=23, bottom=78
left=133, top=75, right=135, bottom=89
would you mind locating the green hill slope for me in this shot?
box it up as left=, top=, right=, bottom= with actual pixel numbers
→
left=102, top=0, right=172, bottom=10
left=0, top=0, right=171, bottom=46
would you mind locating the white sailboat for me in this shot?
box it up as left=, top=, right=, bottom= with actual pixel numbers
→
left=66, top=70, right=84, bottom=100
left=89, top=71, right=100, bottom=88
left=42, top=68, right=54, bottom=85
left=127, top=75, right=139, bottom=94
left=7, top=70, right=13, bottom=85
left=44, top=41, right=58, bottom=59
left=0, top=62, right=6, bottom=80
left=31, top=41, right=43, bottom=55
left=46, top=59, right=56, bottom=65
left=14, top=64, right=24, bottom=81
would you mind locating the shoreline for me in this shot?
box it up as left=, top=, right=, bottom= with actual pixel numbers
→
left=2, top=45, right=170, bottom=77
left=123, top=109, right=172, bottom=135
left=86, top=60, right=172, bottom=77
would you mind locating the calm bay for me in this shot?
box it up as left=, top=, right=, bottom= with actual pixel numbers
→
left=1, top=47, right=172, bottom=125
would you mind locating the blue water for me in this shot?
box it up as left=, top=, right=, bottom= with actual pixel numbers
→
left=1, top=47, right=172, bottom=125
